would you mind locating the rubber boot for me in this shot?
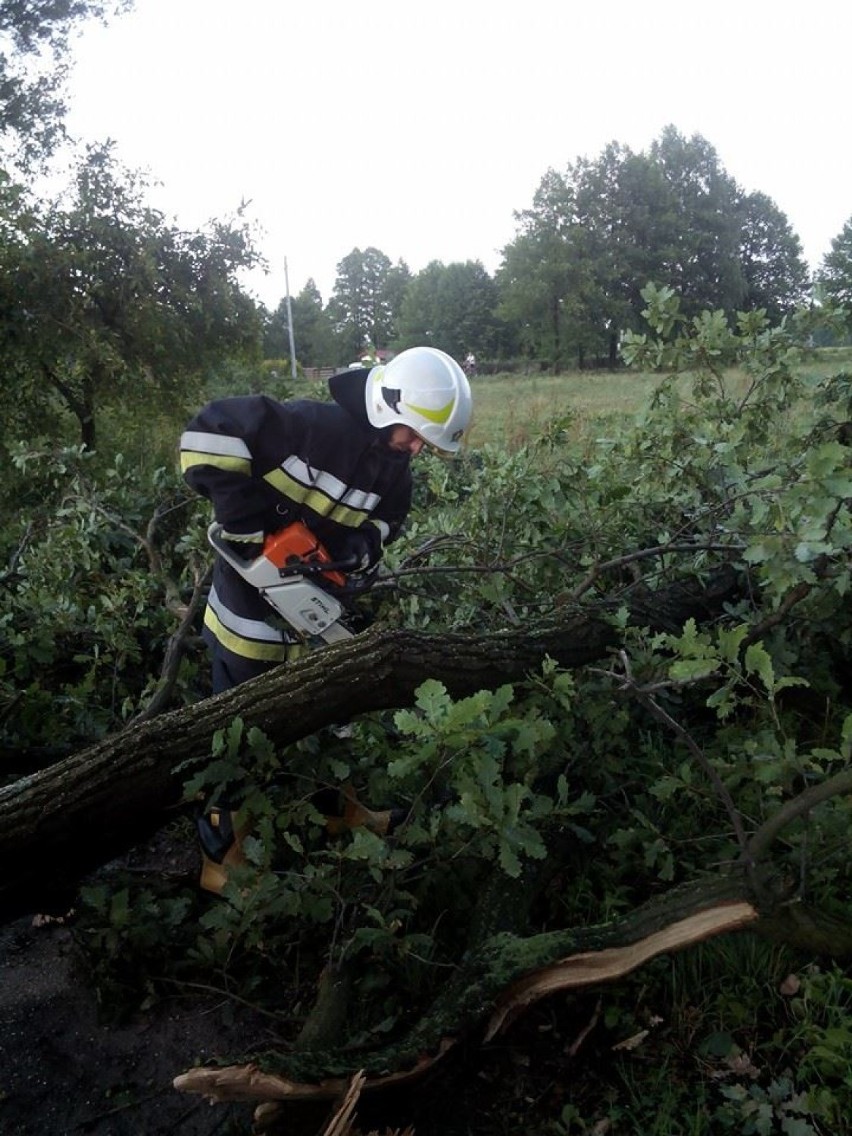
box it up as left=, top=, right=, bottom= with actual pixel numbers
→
left=196, top=805, right=249, bottom=895
left=323, top=784, right=407, bottom=837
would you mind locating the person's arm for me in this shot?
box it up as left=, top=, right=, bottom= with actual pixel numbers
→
left=180, top=396, right=277, bottom=558
left=360, top=466, right=413, bottom=563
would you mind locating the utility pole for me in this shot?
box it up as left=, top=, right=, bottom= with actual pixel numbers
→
left=284, top=257, right=297, bottom=381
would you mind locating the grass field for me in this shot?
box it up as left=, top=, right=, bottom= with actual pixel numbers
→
left=466, top=370, right=664, bottom=450
left=465, top=345, right=852, bottom=450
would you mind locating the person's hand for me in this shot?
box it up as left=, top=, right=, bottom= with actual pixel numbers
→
left=340, top=526, right=382, bottom=571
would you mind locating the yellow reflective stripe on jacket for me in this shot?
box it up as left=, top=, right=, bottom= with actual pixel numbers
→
left=181, top=451, right=251, bottom=475
left=179, top=430, right=253, bottom=476
left=203, top=605, right=292, bottom=662
left=263, top=467, right=369, bottom=528
left=280, top=456, right=381, bottom=513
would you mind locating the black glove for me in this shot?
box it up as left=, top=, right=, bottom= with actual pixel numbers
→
left=340, top=526, right=382, bottom=571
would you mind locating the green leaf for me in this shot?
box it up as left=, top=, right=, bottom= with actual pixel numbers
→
left=670, top=658, right=719, bottom=682
left=717, top=624, right=749, bottom=664
left=744, top=642, right=775, bottom=694
left=414, top=679, right=451, bottom=718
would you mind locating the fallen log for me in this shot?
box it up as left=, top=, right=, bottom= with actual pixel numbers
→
left=0, top=567, right=740, bottom=922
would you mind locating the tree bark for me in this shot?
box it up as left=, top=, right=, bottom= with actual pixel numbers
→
left=0, top=567, right=740, bottom=922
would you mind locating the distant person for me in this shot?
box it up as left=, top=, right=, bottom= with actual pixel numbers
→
left=464, top=351, right=477, bottom=378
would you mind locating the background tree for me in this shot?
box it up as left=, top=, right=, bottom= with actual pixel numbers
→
left=496, top=169, right=594, bottom=370
left=570, top=144, right=675, bottom=367
left=0, top=142, right=262, bottom=450
left=818, top=215, right=852, bottom=318
left=736, top=190, right=809, bottom=320
left=395, top=259, right=503, bottom=360
left=262, top=299, right=291, bottom=361
left=327, top=246, right=410, bottom=362
left=263, top=279, right=336, bottom=369
left=648, top=126, right=746, bottom=315
left=497, top=127, right=808, bottom=366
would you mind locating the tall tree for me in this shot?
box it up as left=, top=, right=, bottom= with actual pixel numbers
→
left=289, top=280, right=336, bottom=367
left=497, top=168, right=596, bottom=370
left=395, top=259, right=502, bottom=360
left=648, top=126, right=746, bottom=315
left=0, top=142, right=261, bottom=449
left=737, top=191, right=809, bottom=321
left=497, top=128, right=812, bottom=368
left=818, top=215, right=852, bottom=314
left=571, top=144, right=679, bottom=366
left=327, top=247, right=410, bottom=362
left=263, top=280, right=335, bottom=368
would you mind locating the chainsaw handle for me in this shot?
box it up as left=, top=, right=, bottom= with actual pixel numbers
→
left=206, top=523, right=256, bottom=571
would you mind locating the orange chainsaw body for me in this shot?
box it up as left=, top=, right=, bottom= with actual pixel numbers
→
left=261, top=522, right=346, bottom=588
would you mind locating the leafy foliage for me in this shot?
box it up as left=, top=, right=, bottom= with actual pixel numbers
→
left=327, top=246, right=411, bottom=362
left=0, top=444, right=201, bottom=766
left=817, top=214, right=852, bottom=319
left=4, top=288, right=852, bottom=1129
left=495, top=128, right=809, bottom=369
left=0, top=142, right=261, bottom=449
left=395, top=258, right=511, bottom=360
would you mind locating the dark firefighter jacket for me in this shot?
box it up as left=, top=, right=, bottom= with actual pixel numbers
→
left=180, top=374, right=413, bottom=668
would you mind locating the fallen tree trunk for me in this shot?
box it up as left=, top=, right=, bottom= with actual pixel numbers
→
left=0, top=568, right=739, bottom=922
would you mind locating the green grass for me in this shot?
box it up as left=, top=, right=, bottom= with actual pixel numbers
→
left=466, top=370, right=665, bottom=451
left=100, top=346, right=851, bottom=469
left=465, top=344, right=851, bottom=451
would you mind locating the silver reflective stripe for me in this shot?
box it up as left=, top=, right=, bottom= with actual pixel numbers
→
left=281, top=456, right=380, bottom=512
left=207, top=585, right=283, bottom=643
left=371, top=519, right=391, bottom=543
left=180, top=430, right=252, bottom=459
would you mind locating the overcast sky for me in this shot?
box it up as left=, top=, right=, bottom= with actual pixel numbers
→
left=62, top=0, right=851, bottom=309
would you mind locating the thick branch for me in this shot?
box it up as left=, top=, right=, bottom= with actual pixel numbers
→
left=172, top=874, right=771, bottom=1104
left=0, top=568, right=740, bottom=922
left=129, top=563, right=212, bottom=724
left=744, top=766, right=852, bottom=863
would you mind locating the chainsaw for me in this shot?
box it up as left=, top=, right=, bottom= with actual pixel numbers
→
left=207, top=521, right=357, bottom=644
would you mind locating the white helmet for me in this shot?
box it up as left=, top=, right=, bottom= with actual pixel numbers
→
left=365, top=347, right=472, bottom=453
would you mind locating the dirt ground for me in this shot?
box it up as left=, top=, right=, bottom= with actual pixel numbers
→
left=0, top=899, right=573, bottom=1136
left=0, top=914, right=547, bottom=1136
left=0, top=823, right=271, bottom=1136
left=0, top=910, right=271, bottom=1135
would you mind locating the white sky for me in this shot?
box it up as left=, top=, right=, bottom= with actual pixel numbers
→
left=62, top=0, right=851, bottom=310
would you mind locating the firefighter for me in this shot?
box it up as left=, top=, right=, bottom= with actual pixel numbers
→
left=180, top=346, right=472, bottom=891
left=181, top=345, right=471, bottom=694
